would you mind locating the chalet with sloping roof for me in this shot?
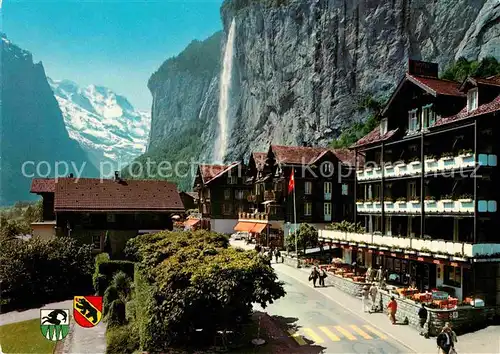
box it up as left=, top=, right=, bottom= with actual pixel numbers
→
left=30, top=175, right=184, bottom=255
left=192, top=162, right=250, bottom=233
left=342, top=60, right=500, bottom=305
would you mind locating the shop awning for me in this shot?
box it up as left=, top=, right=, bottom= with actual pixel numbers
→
left=234, top=222, right=256, bottom=232
left=251, top=223, right=268, bottom=234
left=184, top=219, right=201, bottom=228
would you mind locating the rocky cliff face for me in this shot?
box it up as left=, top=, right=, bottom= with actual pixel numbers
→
left=0, top=34, right=97, bottom=205
left=145, top=0, right=499, bottom=188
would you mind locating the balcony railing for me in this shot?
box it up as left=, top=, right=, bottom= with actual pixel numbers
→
left=318, top=229, right=499, bottom=257
left=356, top=199, right=476, bottom=214
left=355, top=153, right=490, bottom=181
left=238, top=212, right=269, bottom=221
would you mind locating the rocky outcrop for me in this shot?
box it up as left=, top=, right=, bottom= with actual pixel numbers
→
left=145, top=0, right=499, bottom=188
left=0, top=34, right=97, bottom=205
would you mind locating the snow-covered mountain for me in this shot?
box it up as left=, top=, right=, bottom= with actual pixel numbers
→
left=48, top=78, right=151, bottom=169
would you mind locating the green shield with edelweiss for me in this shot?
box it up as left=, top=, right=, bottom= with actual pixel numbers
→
left=40, top=309, right=70, bottom=341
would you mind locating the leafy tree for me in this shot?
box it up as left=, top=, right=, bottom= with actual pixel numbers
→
left=441, top=56, right=500, bottom=82
left=126, top=230, right=285, bottom=350
left=286, top=223, right=318, bottom=254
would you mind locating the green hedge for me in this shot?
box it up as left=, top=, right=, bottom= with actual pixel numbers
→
left=106, top=323, right=139, bottom=354
left=0, top=236, right=94, bottom=310
left=93, top=254, right=135, bottom=296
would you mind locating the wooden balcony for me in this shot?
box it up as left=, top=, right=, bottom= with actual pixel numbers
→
left=238, top=212, right=269, bottom=221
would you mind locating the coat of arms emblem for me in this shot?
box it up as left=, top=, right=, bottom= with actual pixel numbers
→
left=73, top=295, right=103, bottom=327
left=40, top=309, right=70, bottom=341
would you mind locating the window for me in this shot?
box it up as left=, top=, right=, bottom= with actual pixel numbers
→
left=342, top=184, right=348, bottom=195
left=407, top=181, right=417, bottom=199
left=374, top=151, right=382, bottom=164
left=224, top=189, right=231, bottom=200
left=324, top=182, right=332, bottom=194
left=235, top=190, right=244, bottom=200
left=467, top=88, right=478, bottom=112
left=222, top=203, right=232, bottom=215
left=322, top=162, right=333, bottom=175
left=444, top=266, right=461, bottom=287
left=408, top=109, right=419, bottom=132
left=380, top=118, right=388, bottom=135
left=324, top=203, right=332, bottom=215
left=304, top=181, right=312, bottom=195
left=227, top=175, right=237, bottom=184
left=304, top=202, right=312, bottom=216
left=385, top=216, right=392, bottom=236
left=92, top=234, right=101, bottom=250
left=422, top=104, right=436, bottom=129
left=374, top=216, right=382, bottom=232
left=373, top=184, right=381, bottom=200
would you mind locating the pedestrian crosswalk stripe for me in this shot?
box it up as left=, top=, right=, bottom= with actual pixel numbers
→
left=363, top=325, right=388, bottom=339
left=318, top=326, right=340, bottom=341
left=288, top=329, right=307, bottom=346
left=303, top=328, right=324, bottom=344
left=334, top=325, right=356, bottom=340
left=350, top=325, right=373, bottom=339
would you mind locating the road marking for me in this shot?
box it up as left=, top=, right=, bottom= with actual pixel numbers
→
left=273, top=265, right=416, bottom=353
left=318, top=326, right=340, bottom=341
left=302, top=328, right=324, bottom=344
left=363, top=325, right=388, bottom=339
left=288, top=329, right=307, bottom=346
left=350, top=325, right=373, bottom=339
left=334, top=325, right=356, bottom=340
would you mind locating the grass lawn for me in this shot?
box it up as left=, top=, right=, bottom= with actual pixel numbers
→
left=0, top=319, right=56, bottom=354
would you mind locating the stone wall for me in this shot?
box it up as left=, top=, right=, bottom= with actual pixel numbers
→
left=326, top=274, right=368, bottom=298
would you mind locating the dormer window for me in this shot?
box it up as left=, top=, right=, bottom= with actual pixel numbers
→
left=422, top=104, right=436, bottom=129
left=467, top=88, right=478, bottom=111
left=408, top=109, right=419, bottom=132
left=380, top=118, right=388, bottom=136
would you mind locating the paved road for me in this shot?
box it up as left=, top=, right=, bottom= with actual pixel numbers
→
left=255, top=264, right=411, bottom=354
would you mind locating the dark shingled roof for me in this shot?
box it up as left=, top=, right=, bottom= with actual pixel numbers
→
left=407, top=74, right=465, bottom=97
left=270, top=145, right=356, bottom=166
left=433, top=95, right=500, bottom=128
left=54, top=178, right=184, bottom=212
left=199, top=163, right=240, bottom=184
left=352, top=127, right=399, bottom=148
left=30, top=178, right=56, bottom=193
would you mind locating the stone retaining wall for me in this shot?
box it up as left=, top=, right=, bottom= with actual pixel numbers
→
left=326, top=273, right=369, bottom=297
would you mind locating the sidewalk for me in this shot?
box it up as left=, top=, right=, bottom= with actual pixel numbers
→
left=275, top=263, right=499, bottom=354
left=58, top=320, right=106, bottom=354
left=0, top=299, right=73, bottom=326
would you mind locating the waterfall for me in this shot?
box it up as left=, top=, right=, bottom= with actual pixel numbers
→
left=214, top=18, right=236, bottom=163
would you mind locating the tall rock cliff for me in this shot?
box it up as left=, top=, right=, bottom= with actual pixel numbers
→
left=0, top=34, right=97, bottom=205
left=144, top=0, right=499, bottom=189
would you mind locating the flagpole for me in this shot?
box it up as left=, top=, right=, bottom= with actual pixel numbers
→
left=293, top=168, right=297, bottom=258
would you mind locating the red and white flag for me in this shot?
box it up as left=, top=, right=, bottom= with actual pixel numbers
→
left=288, top=169, right=295, bottom=194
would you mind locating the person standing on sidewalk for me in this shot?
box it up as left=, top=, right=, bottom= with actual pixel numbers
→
left=369, top=283, right=378, bottom=312
left=319, top=268, right=327, bottom=287
left=387, top=296, right=398, bottom=324
left=361, top=285, right=370, bottom=312
left=418, top=303, right=428, bottom=336
left=309, top=266, right=319, bottom=287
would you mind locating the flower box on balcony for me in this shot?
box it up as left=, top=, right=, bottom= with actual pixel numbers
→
left=365, top=167, right=373, bottom=172
left=441, top=156, right=454, bottom=161
left=425, top=158, right=436, bottom=163
left=384, top=201, right=394, bottom=206
left=458, top=153, right=473, bottom=158
left=458, top=198, right=473, bottom=203
left=356, top=201, right=364, bottom=205
left=418, top=252, right=431, bottom=257
left=395, top=200, right=407, bottom=204
left=451, top=256, right=468, bottom=262
left=424, top=200, right=436, bottom=204
left=391, top=248, right=403, bottom=253
left=435, top=254, right=449, bottom=259
left=404, top=249, right=416, bottom=254
left=409, top=160, right=421, bottom=166
left=409, top=200, right=420, bottom=204
left=440, top=199, right=453, bottom=203
left=358, top=243, right=367, bottom=248
left=364, top=201, right=373, bottom=205
left=379, top=246, right=389, bottom=251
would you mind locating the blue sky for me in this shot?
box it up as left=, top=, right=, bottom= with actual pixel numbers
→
left=2, top=0, right=224, bottom=110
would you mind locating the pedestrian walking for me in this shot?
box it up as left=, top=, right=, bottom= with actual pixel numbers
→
left=369, top=283, right=378, bottom=311
left=319, top=268, right=327, bottom=287
left=362, top=285, right=370, bottom=312
left=275, top=249, right=281, bottom=263
left=418, top=303, right=428, bottom=336
left=309, top=266, right=319, bottom=287
left=387, top=296, right=397, bottom=324
left=437, top=322, right=457, bottom=354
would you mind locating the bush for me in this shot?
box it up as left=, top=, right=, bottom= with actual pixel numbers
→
left=130, top=230, right=285, bottom=351
left=0, top=236, right=93, bottom=309
left=107, top=299, right=126, bottom=328
left=112, top=271, right=132, bottom=301
left=106, top=323, right=139, bottom=354
left=94, top=259, right=135, bottom=296
left=103, top=285, right=119, bottom=317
